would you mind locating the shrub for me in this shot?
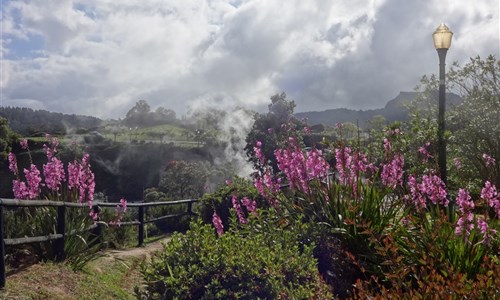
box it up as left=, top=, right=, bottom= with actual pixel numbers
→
left=138, top=215, right=332, bottom=299
left=198, top=176, right=264, bottom=229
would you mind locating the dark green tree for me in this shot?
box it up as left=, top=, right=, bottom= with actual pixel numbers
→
left=158, top=160, right=210, bottom=199
left=0, top=117, right=18, bottom=159
left=244, top=92, right=305, bottom=172
left=124, top=100, right=151, bottom=127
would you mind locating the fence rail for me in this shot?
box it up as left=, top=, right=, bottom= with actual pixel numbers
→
left=0, top=197, right=199, bottom=289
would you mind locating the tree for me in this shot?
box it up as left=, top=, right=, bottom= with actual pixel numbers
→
left=245, top=93, right=306, bottom=172
left=412, top=55, right=500, bottom=189
left=158, top=160, right=210, bottom=199
left=154, top=107, right=177, bottom=124
left=447, top=55, right=500, bottom=188
left=0, top=117, right=17, bottom=159
left=124, top=100, right=151, bottom=127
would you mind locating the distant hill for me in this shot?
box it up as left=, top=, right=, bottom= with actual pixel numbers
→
left=296, top=91, right=462, bottom=129
left=0, top=106, right=103, bottom=136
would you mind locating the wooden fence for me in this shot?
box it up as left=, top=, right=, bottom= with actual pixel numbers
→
left=0, top=198, right=198, bottom=289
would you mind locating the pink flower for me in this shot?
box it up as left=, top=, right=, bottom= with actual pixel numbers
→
left=20, top=139, right=29, bottom=150
left=8, top=153, right=18, bottom=176
left=89, top=210, right=99, bottom=221
left=263, top=169, right=280, bottom=193
left=335, top=123, right=343, bottom=129
left=241, top=197, right=258, bottom=218
left=421, top=174, right=448, bottom=206
left=456, top=188, right=474, bottom=213
left=275, top=144, right=309, bottom=192
left=453, top=158, right=462, bottom=169
left=335, top=147, right=352, bottom=185
left=454, top=188, right=476, bottom=238
left=212, top=211, right=224, bottom=236
left=119, top=198, right=128, bottom=213
left=253, top=159, right=280, bottom=207
left=110, top=198, right=128, bottom=226
left=79, top=154, right=95, bottom=205
left=381, top=154, right=405, bottom=189
left=231, top=195, right=247, bottom=224
left=407, top=173, right=448, bottom=209
left=481, top=181, right=499, bottom=218
left=304, top=127, right=311, bottom=135
left=306, top=149, right=330, bottom=179
left=254, top=141, right=265, bottom=164
left=455, top=213, right=474, bottom=237
left=67, top=160, right=82, bottom=190
left=477, top=218, right=496, bottom=245
left=24, top=164, right=42, bottom=199
left=12, top=180, right=28, bottom=199
left=43, top=157, right=66, bottom=191
left=418, top=142, right=433, bottom=159
left=383, top=138, right=392, bottom=159
left=43, top=135, right=59, bottom=160
left=225, top=179, right=232, bottom=186
left=267, top=128, right=274, bottom=134
left=407, top=175, right=427, bottom=210
left=482, top=153, right=496, bottom=167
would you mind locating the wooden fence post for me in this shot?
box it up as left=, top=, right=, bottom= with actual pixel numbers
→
left=0, top=205, right=5, bottom=289
left=91, top=205, right=103, bottom=247
left=187, top=201, right=193, bottom=215
left=138, top=206, right=144, bottom=247
left=55, top=205, right=66, bottom=261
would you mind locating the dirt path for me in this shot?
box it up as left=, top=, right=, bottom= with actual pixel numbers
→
left=1, top=237, right=172, bottom=299
left=105, top=236, right=171, bottom=261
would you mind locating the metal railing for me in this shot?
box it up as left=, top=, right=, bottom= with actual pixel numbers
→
left=0, top=198, right=198, bottom=288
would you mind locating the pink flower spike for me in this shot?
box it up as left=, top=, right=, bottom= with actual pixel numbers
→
left=8, top=153, right=18, bottom=176
left=231, top=195, right=247, bottom=224
left=212, top=211, right=224, bottom=236
left=119, top=198, right=127, bottom=212
left=483, top=153, right=496, bottom=167
left=453, top=158, right=462, bottom=169
left=24, top=164, right=42, bottom=200
left=20, top=139, right=29, bottom=150
left=477, top=218, right=496, bottom=245
left=481, top=181, right=500, bottom=218
left=241, top=197, right=258, bottom=218
left=43, top=157, right=66, bottom=192
left=418, top=142, right=433, bottom=159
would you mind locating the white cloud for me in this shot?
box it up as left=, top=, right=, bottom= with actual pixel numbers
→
left=1, top=0, right=498, bottom=118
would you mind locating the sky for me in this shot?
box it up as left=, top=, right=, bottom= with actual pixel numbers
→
left=1, top=0, right=499, bottom=119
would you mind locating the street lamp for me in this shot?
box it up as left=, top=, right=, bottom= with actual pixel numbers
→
left=433, top=23, right=453, bottom=185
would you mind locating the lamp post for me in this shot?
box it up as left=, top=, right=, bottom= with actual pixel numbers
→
left=433, top=23, right=453, bottom=185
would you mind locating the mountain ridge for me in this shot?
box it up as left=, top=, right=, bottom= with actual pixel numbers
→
left=295, top=91, right=462, bottom=129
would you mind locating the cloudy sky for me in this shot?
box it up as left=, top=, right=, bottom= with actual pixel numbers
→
left=1, top=0, right=498, bottom=119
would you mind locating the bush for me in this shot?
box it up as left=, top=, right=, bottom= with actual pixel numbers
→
left=198, top=176, right=264, bottom=229
left=138, top=215, right=332, bottom=299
